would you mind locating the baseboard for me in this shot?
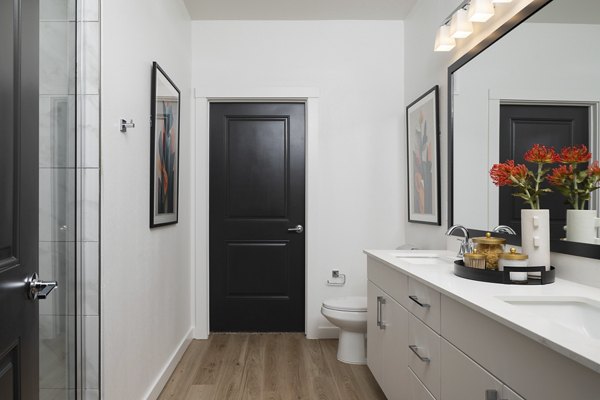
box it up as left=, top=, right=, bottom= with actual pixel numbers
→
left=144, top=327, right=194, bottom=400
left=316, top=326, right=339, bottom=339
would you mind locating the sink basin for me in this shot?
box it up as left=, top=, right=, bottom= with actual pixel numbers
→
left=498, top=296, right=600, bottom=340
left=392, top=251, right=456, bottom=264
left=392, top=252, right=440, bottom=258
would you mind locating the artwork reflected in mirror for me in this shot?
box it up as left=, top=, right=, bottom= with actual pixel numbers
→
left=150, top=62, right=181, bottom=228
left=450, top=0, right=600, bottom=250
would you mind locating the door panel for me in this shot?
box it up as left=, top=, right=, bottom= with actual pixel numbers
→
left=499, top=105, right=589, bottom=238
left=210, top=103, right=305, bottom=332
left=227, top=119, right=287, bottom=218
left=0, top=0, right=40, bottom=398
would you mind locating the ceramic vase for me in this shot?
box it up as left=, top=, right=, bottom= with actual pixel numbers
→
left=521, top=209, right=550, bottom=271
left=565, top=209, right=600, bottom=244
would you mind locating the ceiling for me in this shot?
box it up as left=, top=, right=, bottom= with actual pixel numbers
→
left=183, top=0, right=418, bottom=20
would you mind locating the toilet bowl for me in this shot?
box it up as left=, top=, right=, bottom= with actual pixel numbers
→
left=321, top=296, right=367, bottom=365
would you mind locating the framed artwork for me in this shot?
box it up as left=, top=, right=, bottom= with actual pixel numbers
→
left=150, top=62, right=181, bottom=228
left=406, top=85, right=441, bottom=225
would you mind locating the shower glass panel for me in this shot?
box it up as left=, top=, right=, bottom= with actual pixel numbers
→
left=39, top=0, right=78, bottom=398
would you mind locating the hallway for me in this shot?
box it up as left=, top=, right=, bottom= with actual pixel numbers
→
left=158, top=333, right=385, bottom=400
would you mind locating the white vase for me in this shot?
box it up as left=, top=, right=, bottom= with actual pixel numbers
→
left=521, top=209, right=550, bottom=271
left=565, top=209, right=600, bottom=244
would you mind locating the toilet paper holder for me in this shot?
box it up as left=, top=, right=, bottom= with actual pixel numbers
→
left=327, top=270, right=346, bottom=286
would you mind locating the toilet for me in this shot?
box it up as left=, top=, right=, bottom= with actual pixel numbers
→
left=321, top=296, right=368, bottom=365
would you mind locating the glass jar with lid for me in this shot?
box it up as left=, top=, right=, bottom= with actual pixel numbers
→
left=472, top=232, right=506, bottom=270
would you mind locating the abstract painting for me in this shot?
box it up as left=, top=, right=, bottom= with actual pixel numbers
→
left=150, top=62, right=181, bottom=227
left=406, top=86, right=441, bottom=225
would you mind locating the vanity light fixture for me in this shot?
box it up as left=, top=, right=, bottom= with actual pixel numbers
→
left=468, top=0, right=495, bottom=22
left=449, top=9, right=473, bottom=39
left=434, top=25, right=456, bottom=52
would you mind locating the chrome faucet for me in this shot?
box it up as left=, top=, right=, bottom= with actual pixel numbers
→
left=492, top=225, right=517, bottom=235
left=446, top=224, right=473, bottom=257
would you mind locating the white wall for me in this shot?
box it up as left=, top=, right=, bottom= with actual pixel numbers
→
left=406, top=0, right=600, bottom=287
left=191, top=20, right=406, bottom=339
left=100, top=0, right=193, bottom=398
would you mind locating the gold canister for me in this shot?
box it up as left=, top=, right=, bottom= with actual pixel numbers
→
left=472, top=232, right=506, bottom=270
left=463, top=249, right=486, bottom=269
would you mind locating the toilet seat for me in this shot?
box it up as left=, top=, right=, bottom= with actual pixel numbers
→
left=322, top=296, right=367, bottom=312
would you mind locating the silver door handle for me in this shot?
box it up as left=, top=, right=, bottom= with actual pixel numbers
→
left=409, top=295, right=431, bottom=308
left=26, top=273, right=58, bottom=300
left=408, top=345, right=430, bottom=363
left=287, top=224, right=304, bottom=234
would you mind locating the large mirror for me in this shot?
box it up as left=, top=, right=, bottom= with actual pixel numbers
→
left=449, top=0, right=600, bottom=258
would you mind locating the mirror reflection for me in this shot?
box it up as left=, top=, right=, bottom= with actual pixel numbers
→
left=452, top=0, right=600, bottom=246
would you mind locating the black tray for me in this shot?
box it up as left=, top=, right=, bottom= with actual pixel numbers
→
left=454, top=260, right=555, bottom=285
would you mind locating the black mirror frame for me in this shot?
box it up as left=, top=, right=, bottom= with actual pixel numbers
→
left=447, top=0, right=600, bottom=259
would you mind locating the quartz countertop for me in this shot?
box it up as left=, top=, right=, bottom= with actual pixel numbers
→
left=364, top=249, right=600, bottom=374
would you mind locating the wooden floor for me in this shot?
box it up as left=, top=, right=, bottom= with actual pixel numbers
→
left=158, top=333, right=386, bottom=400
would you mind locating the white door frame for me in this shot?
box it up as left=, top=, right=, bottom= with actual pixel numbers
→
left=193, top=87, right=320, bottom=339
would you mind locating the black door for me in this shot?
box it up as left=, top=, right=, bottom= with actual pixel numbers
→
left=499, top=104, right=589, bottom=239
left=0, top=0, right=40, bottom=398
left=210, top=103, right=305, bottom=332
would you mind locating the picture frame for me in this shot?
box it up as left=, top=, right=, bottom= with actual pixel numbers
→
left=150, top=62, right=181, bottom=228
left=406, top=85, right=441, bottom=225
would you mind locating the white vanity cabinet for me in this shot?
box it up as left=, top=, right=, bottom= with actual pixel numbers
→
left=367, top=277, right=409, bottom=399
left=366, top=254, right=600, bottom=400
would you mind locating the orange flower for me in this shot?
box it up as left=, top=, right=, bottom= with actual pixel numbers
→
left=547, top=164, right=574, bottom=186
left=490, top=160, right=528, bottom=186
left=524, top=144, right=559, bottom=163
left=588, top=161, right=600, bottom=178
left=559, top=145, right=592, bottom=164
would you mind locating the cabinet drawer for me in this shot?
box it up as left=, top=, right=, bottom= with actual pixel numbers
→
left=407, top=278, right=441, bottom=333
left=440, top=338, right=502, bottom=400
left=368, top=257, right=408, bottom=307
left=408, top=314, right=440, bottom=399
left=441, top=295, right=600, bottom=400
left=408, top=368, right=436, bottom=400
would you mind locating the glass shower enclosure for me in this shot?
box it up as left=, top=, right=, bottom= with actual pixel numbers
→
left=39, top=0, right=80, bottom=398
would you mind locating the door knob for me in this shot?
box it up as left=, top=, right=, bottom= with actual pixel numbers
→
left=26, top=273, right=58, bottom=300
left=287, top=224, right=304, bottom=234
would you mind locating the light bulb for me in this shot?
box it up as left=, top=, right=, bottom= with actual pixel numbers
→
left=468, top=0, right=495, bottom=22
left=449, top=9, right=473, bottom=39
left=434, top=25, right=456, bottom=52
left=492, top=0, right=512, bottom=3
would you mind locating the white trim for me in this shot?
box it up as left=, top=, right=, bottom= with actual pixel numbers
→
left=194, top=87, right=320, bottom=339
left=144, top=327, right=193, bottom=400
left=194, top=86, right=320, bottom=100
left=317, top=326, right=340, bottom=339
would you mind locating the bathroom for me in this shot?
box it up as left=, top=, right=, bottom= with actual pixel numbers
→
left=1, top=0, right=599, bottom=399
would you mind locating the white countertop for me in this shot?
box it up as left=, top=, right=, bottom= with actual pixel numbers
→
left=364, top=249, right=600, bottom=374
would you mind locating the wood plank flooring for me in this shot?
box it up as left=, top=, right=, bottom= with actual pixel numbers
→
left=158, top=333, right=386, bottom=400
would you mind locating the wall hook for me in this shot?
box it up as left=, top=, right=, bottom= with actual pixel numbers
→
left=120, top=119, right=135, bottom=133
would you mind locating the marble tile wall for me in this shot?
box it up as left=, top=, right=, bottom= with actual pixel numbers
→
left=39, top=0, right=100, bottom=398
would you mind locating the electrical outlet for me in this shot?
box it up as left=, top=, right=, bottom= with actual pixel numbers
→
left=332, top=269, right=340, bottom=278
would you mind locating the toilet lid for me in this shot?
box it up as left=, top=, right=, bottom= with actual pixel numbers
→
left=322, top=296, right=367, bottom=312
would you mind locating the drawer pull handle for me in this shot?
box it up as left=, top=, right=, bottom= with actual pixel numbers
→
left=409, top=295, right=431, bottom=308
left=485, top=390, right=498, bottom=400
left=408, top=345, right=430, bottom=363
left=376, top=296, right=386, bottom=329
